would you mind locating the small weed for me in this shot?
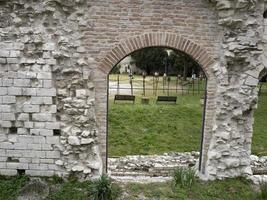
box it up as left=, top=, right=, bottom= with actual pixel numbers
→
left=172, top=167, right=196, bottom=190
left=260, top=181, right=267, bottom=199
left=88, top=175, right=120, bottom=200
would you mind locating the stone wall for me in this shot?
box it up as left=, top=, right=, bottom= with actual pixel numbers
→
left=203, top=0, right=265, bottom=180
left=0, top=0, right=265, bottom=181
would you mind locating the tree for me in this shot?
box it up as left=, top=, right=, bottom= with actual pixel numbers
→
left=131, top=47, right=168, bottom=75
left=132, top=47, right=202, bottom=78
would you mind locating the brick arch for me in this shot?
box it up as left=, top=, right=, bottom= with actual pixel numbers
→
left=95, top=32, right=217, bottom=176
left=98, top=33, right=215, bottom=80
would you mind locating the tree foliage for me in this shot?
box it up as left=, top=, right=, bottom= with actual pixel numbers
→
left=129, top=47, right=203, bottom=78
left=131, top=47, right=168, bottom=75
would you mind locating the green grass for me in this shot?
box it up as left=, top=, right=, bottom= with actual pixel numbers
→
left=108, top=95, right=204, bottom=157
left=0, top=175, right=264, bottom=200
left=252, top=94, right=267, bottom=156
left=123, top=178, right=261, bottom=200
left=108, top=89, right=267, bottom=157
left=45, top=177, right=91, bottom=200
left=0, top=175, right=29, bottom=200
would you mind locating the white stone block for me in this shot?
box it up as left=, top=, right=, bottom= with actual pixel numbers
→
left=41, top=105, right=57, bottom=114
left=1, top=121, right=12, bottom=128
left=46, top=59, right=56, bottom=65
left=0, top=169, right=17, bottom=176
left=14, top=79, right=31, bottom=87
left=46, top=136, right=59, bottom=144
left=68, top=136, right=80, bottom=146
left=40, top=159, right=54, bottom=164
left=245, top=76, right=258, bottom=86
left=34, top=122, right=45, bottom=128
left=76, top=89, right=87, bottom=98
left=55, top=160, right=63, bottom=166
left=0, top=50, right=10, bottom=57
left=24, top=121, right=33, bottom=128
left=37, top=58, right=46, bottom=64
left=8, top=135, right=17, bottom=143
left=43, top=80, right=53, bottom=88
left=43, top=43, right=56, bottom=51
left=19, top=158, right=31, bottom=163
left=26, top=170, right=54, bottom=177
left=28, top=143, right=42, bottom=150
left=2, top=96, right=16, bottom=104
left=45, top=122, right=60, bottom=129
left=46, top=151, right=60, bottom=159
left=2, top=79, right=13, bottom=86
left=2, top=113, right=15, bottom=121
left=13, top=143, right=28, bottom=150
left=31, top=97, right=52, bottom=105
left=32, top=113, right=53, bottom=122
left=23, top=104, right=40, bottom=113
left=7, top=58, right=19, bottom=64
left=0, top=142, right=13, bottom=149
left=41, top=144, right=53, bottom=150
left=0, top=157, right=7, bottom=162
left=0, top=58, right=6, bottom=64
left=17, top=113, right=29, bottom=121
left=0, top=162, right=6, bottom=168
left=8, top=87, right=22, bottom=95
left=18, top=136, right=33, bottom=144
left=31, top=158, right=40, bottom=164
left=9, top=50, right=20, bottom=57
left=17, top=71, right=30, bottom=79
left=17, top=128, right=29, bottom=135
left=30, top=129, right=40, bottom=136
left=29, top=164, right=48, bottom=170
left=0, top=134, right=7, bottom=142
left=36, top=88, right=56, bottom=96
left=7, top=162, right=28, bottom=169
left=0, top=87, right=7, bottom=95
left=0, top=105, right=12, bottom=112
left=33, top=136, right=46, bottom=144
left=39, top=129, right=53, bottom=136
left=22, top=150, right=35, bottom=158
left=81, top=138, right=94, bottom=145
left=35, top=151, right=46, bottom=158
left=22, top=88, right=37, bottom=96
left=6, top=149, right=21, bottom=157
left=37, top=72, right=52, bottom=79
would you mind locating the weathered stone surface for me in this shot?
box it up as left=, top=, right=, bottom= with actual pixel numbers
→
left=68, top=136, right=80, bottom=146
left=108, top=153, right=267, bottom=182
left=0, top=0, right=265, bottom=182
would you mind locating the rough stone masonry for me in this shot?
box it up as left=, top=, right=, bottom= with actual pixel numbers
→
left=0, top=0, right=266, bottom=181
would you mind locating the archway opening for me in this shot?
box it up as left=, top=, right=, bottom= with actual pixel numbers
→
left=264, top=10, right=267, bottom=18
left=107, top=46, right=207, bottom=179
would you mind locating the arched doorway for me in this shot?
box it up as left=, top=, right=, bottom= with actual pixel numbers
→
left=94, top=33, right=217, bottom=177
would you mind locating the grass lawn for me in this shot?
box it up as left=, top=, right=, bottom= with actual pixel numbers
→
left=108, top=90, right=267, bottom=157
left=123, top=178, right=260, bottom=200
left=0, top=175, right=264, bottom=200
left=252, top=94, right=267, bottom=156
left=108, top=95, right=204, bottom=157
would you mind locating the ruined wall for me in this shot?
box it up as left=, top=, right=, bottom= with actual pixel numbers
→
left=204, top=0, right=265, bottom=180
left=0, top=0, right=221, bottom=178
left=0, top=0, right=265, bottom=181
left=0, top=0, right=101, bottom=178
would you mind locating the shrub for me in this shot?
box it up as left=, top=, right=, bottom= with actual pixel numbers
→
left=88, top=175, right=120, bottom=200
left=172, top=167, right=196, bottom=191
left=260, top=181, right=267, bottom=199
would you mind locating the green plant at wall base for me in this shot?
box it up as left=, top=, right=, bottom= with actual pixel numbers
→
left=88, top=175, right=120, bottom=200
left=260, top=181, right=267, bottom=199
left=172, top=167, right=196, bottom=191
